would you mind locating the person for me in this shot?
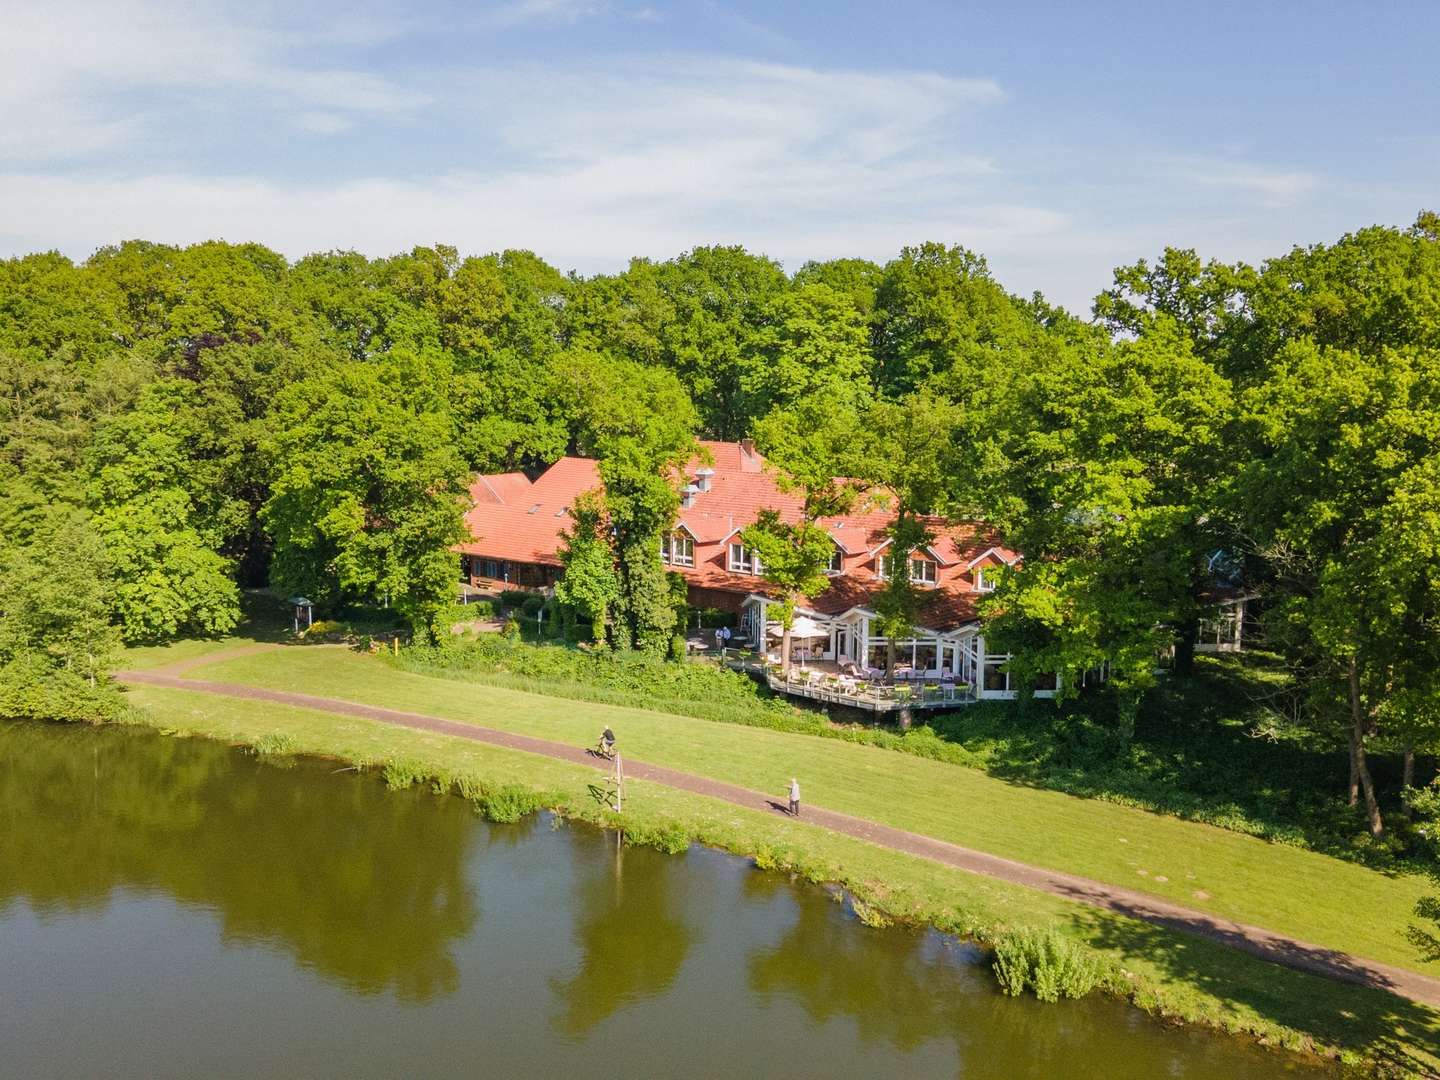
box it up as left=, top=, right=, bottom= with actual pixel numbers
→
left=714, top=626, right=724, bottom=652
left=600, top=726, right=615, bottom=756
left=720, top=625, right=732, bottom=647
left=788, top=777, right=801, bottom=818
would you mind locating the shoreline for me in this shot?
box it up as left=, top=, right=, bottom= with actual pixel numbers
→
left=89, top=687, right=1426, bottom=1077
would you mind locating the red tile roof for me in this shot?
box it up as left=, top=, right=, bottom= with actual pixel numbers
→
left=458, top=457, right=600, bottom=567
left=460, top=440, right=1016, bottom=631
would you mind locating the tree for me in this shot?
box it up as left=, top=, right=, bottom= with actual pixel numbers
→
left=264, top=349, right=469, bottom=641
left=1231, top=340, right=1440, bottom=836
left=740, top=512, right=835, bottom=676
left=961, top=322, right=1233, bottom=735
left=747, top=399, right=868, bottom=675
left=0, top=509, right=121, bottom=721
left=740, top=283, right=873, bottom=422
left=854, top=392, right=960, bottom=678
left=554, top=351, right=699, bottom=653
left=89, top=380, right=242, bottom=641
left=554, top=490, right=621, bottom=645
left=872, top=243, right=1034, bottom=397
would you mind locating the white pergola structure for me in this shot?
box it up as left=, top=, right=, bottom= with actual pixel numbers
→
left=738, top=594, right=1056, bottom=701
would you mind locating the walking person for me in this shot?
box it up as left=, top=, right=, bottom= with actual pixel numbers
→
left=788, top=777, right=801, bottom=818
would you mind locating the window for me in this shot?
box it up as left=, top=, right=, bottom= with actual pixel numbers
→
left=975, top=566, right=998, bottom=592
left=662, top=532, right=694, bottom=567
left=983, top=657, right=1010, bottom=692
left=728, top=543, right=758, bottom=574
left=826, top=548, right=843, bottom=575
left=875, top=553, right=891, bottom=579
left=909, top=557, right=937, bottom=585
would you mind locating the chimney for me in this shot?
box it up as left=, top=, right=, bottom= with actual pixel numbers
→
left=680, top=483, right=700, bottom=508
left=695, top=466, right=714, bottom=493
left=738, top=439, right=761, bottom=473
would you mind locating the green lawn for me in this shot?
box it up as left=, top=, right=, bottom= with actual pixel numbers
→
left=123, top=681, right=1440, bottom=1075
left=169, top=641, right=1435, bottom=980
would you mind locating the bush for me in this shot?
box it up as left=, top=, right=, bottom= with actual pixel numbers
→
left=669, top=633, right=687, bottom=661
left=991, top=926, right=1100, bottom=1002
left=249, top=732, right=298, bottom=756
left=450, top=599, right=494, bottom=622
left=473, top=784, right=549, bottom=823
left=519, top=595, right=545, bottom=617
left=624, top=820, right=693, bottom=855
left=690, top=606, right=734, bottom=630
left=498, top=589, right=531, bottom=611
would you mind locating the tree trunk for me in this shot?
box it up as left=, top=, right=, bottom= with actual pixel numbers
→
left=1348, top=739, right=1360, bottom=807
left=1347, top=656, right=1385, bottom=838
left=1174, top=617, right=1199, bottom=676
left=1404, top=743, right=1417, bottom=791
left=781, top=625, right=794, bottom=678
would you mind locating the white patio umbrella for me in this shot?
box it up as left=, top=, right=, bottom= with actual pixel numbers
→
left=767, top=615, right=829, bottom=640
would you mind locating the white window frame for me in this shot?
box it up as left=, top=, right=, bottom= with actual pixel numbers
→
left=909, top=557, right=937, bottom=585
left=663, top=532, right=694, bottom=567
left=728, top=543, right=759, bottom=575
left=826, top=548, right=843, bottom=575
left=875, top=553, right=891, bottom=579
left=975, top=566, right=998, bottom=592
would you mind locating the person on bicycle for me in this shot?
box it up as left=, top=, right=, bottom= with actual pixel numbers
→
left=600, top=726, right=616, bottom=756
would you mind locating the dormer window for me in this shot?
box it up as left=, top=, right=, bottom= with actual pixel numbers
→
left=909, top=557, right=937, bottom=585
left=826, top=549, right=843, bottom=575
left=875, top=553, right=892, bottom=579
left=662, top=532, right=694, bottom=567
left=728, top=543, right=759, bottom=575
left=975, top=566, right=998, bottom=592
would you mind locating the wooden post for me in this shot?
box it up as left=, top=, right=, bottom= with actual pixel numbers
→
left=612, top=753, right=624, bottom=812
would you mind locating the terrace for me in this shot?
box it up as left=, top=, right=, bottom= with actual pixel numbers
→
left=723, top=655, right=976, bottom=713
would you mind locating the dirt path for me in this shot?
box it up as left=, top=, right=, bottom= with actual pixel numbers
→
left=117, top=666, right=1440, bottom=1010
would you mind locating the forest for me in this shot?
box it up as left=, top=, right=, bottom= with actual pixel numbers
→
left=2, top=214, right=1438, bottom=845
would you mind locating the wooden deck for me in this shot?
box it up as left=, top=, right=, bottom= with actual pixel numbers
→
left=725, top=658, right=976, bottom=712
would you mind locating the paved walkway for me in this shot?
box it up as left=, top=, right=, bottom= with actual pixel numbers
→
left=118, top=663, right=1440, bottom=1010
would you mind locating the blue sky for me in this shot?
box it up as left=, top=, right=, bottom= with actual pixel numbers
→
left=2, top=0, right=1436, bottom=310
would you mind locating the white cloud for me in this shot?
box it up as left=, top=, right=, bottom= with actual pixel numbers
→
left=1168, top=158, right=1321, bottom=207
left=0, top=0, right=426, bottom=163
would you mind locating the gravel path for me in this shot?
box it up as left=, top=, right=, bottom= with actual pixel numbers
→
left=118, top=664, right=1440, bottom=1010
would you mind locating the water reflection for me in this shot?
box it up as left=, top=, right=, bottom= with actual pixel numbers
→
left=550, top=830, right=696, bottom=1037
left=0, top=721, right=477, bottom=1001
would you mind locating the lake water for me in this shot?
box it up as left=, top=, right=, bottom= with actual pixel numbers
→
left=0, top=719, right=1323, bottom=1078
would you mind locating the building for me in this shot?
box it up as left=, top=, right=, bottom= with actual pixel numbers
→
left=458, top=440, right=1048, bottom=700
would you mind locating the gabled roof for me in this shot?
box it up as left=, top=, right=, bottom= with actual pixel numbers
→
left=469, top=472, right=532, bottom=506
left=459, top=456, right=601, bottom=566
left=964, top=545, right=1021, bottom=570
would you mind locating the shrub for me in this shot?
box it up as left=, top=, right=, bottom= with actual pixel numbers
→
left=249, top=732, right=298, bottom=757
left=991, top=926, right=1099, bottom=1002
left=624, top=820, right=692, bottom=855
left=498, top=589, right=530, bottom=611
left=381, top=756, right=429, bottom=789
left=519, top=595, right=545, bottom=617
left=669, top=633, right=687, bottom=661
left=449, top=599, right=494, bottom=622
left=302, top=619, right=346, bottom=638
left=500, top=616, right=521, bottom=640
left=474, top=784, right=548, bottom=823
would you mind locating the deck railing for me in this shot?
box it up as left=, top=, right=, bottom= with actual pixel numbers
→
left=719, top=657, right=974, bottom=711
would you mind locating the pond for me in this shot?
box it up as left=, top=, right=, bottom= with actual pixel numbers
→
left=0, top=719, right=1324, bottom=1078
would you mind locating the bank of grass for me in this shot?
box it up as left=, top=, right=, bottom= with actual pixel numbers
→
left=399, top=639, right=1416, bottom=869
left=118, top=681, right=1439, bottom=1076
left=180, top=642, right=1436, bottom=981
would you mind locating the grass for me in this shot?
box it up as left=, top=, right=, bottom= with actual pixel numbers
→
left=175, top=641, right=1437, bottom=980
left=120, top=681, right=1440, bottom=1075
